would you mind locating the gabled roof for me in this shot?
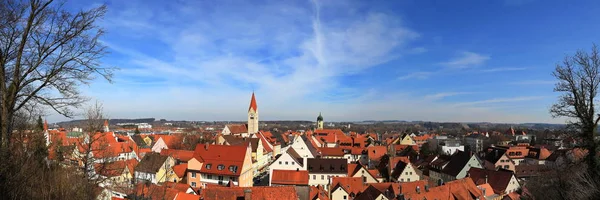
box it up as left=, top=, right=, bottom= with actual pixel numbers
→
left=347, top=163, right=378, bottom=180
left=161, top=149, right=194, bottom=162
left=441, top=151, right=473, bottom=177
left=309, top=186, right=330, bottom=200
left=131, top=134, right=150, bottom=148
left=484, top=147, right=508, bottom=163
left=307, top=158, right=347, bottom=174
left=193, top=144, right=248, bottom=176
left=221, top=135, right=259, bottom=152
left=390, top=159, right=410, bottom=180
left=286, top=147, right=304, bottom=167
left=225, top=124, right=248, bottom=135
left=330, top=177, right=365, bottom=195
left=94, top=159, right=138, bottom=177
left=164, top=182, right=195, bottom=193
left=468, top=168, right=515, bottom=194
left=172, top=163, right=188, bottom=178
left=367, top=146, right=387, bottom=161
left=271, top=169, right=309, bottom=185
left=174, top=192, right=200, bottom=200
left=135, top=152, right=169, bottom=173
left=355, top=185, right=384, bottom=200
left=133, top=183, right=178, bottom=200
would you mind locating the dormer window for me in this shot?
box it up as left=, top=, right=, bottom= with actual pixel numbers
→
left=206, top=164, right=212, bottom=169
left=217, top=164, right=225, bottom=170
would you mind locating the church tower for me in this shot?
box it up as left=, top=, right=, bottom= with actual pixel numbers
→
left=316, top=112, right=324, bottom=130
left=44, top=120, right=50, bottom=146
left=247, top=92, right=259, bottom=134
left=103, top=119, right=110, bottom=132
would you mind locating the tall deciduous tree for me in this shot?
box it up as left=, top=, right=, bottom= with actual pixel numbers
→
left=551, top=44, right=600, bottom=184
left=0, top=0, right=113, bottom=151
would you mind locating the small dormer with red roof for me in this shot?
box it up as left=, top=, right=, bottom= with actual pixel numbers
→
left=247, top=92, right=259, bottom=134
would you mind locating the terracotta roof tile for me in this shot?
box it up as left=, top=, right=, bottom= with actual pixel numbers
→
left=200, top=186, right=298, bottom=200
left=193, top=144, right=248, bottom=176
left=161, top=149, right=195, bottom=162
left=330, top=177, right=365, bottom=195
left=172, top=163, right=188, bottom=178
left=174, top=192, right=200, bottom=200
left=271, top=169, right=309, bottom=185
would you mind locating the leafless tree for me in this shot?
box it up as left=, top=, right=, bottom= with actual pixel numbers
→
left=0, top=0, right=113, bottom=152
left=79, top=101, right=114, bottom=186
left=550, top=44, right=600, bottom=183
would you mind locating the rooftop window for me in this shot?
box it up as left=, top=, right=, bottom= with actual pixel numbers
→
left=217, top=164, right=225, bottom=170
left=206, top=164, right=212, bottom=169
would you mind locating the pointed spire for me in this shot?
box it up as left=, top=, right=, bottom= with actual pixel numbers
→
left=44, top=120, right=48, bottom=131
left=249, top=92, right=258, bottom=112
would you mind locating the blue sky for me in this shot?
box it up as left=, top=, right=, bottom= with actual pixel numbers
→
left=50, top=0, right=600, bottom=123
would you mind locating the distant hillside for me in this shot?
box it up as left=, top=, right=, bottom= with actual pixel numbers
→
left=57, top=118, right=156, bottom=126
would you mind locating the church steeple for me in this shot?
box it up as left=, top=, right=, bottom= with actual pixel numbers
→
left=104, top=119, right=110, bottom=132
left=247, top=92, right=259, bottom=134
left=316, top=112, right=324, bottom=130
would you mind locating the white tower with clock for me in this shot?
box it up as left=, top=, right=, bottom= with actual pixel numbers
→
left=247, top=92, right=259, bottom=134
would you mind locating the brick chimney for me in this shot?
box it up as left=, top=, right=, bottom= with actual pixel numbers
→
left=244, top=189, right=252, bottom=200
left=205, top=142, right=209, bottom=150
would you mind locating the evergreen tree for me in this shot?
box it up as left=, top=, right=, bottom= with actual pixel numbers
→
left=135, top=127, right=141, bottom=135
left=36, top=116, right=44, bottom=131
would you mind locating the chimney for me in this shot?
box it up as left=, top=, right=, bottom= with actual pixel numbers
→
left=416, top=186, right=420, bottom=194
left=425, top=185, right=429, bottom=192
left=244, top=189, right=252, bottom=200
left=205, top=143, right=209, bottom=150
left=485, top=174, right=488, bottom=184
left=482, top=188, right=487, bottom=197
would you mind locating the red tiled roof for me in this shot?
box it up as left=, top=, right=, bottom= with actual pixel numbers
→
left=174, top=192, right=200, bottom=200
left=391, top=144, right=419, bottom=152
left=193, top=144, right=248, bottom=176
left=319, top=147, right=346, bottom=156
left=310, top=186, right=330, bottom=200
left=164, top=182, right=193, bottom=193
left=173, top=163, right=188, bottom=178
left=134, top=183, right=178, bottom=200
left=271, top=170, right=309, bottom=185
left=256, top=132, right=273, bottom=153
left=226, top=124, right=248, bottom=135
left=200, top=186, right=298, bottom=200
left=468, top=168, right=515, bottom=194
left=403, top=178, right=482, bottom=200
left=367, top=146, right=387, bottom=161
left=161, top=149, right=195, bottom=162
left=330, top=177, right=365, bottom=195
left=477, top=183, right=494, bottom=197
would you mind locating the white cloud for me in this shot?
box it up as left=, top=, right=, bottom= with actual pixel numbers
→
left=511, top=80, right=555, bottom=85
left=424, top=92, right=472, bottom=101
left=481, top=67, right=526, bottom=72
left=442, top=51, right=490, bottom=69
left=452, top=96, right=546, bottom=107
left=398, top=71, right=433, bottom=80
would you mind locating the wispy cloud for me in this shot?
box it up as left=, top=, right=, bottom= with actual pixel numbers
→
left=481, top=67, right=526, bottom=72
left=442, top=51, right=490, bottom=69
left=398, top=71, right=433, bottom=80
left=511, top=80, right=555, bottom=85
left=452, top=96, right=545, bottom=107
left=424, top=92, right=472, bottom=101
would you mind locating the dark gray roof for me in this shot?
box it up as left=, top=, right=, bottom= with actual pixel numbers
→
left=135, top=152, right=168, bottom=173
left=307, top=158, right=347, bottom=174
left=484, top=147, right=507, bottom=163
left=222, top=135, right=260, bottom=152
left=441, top=151, right=472, bottom=177
left=301, top=135, right=319, bottom=157
left=131, top=134, right=150, bottom=148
